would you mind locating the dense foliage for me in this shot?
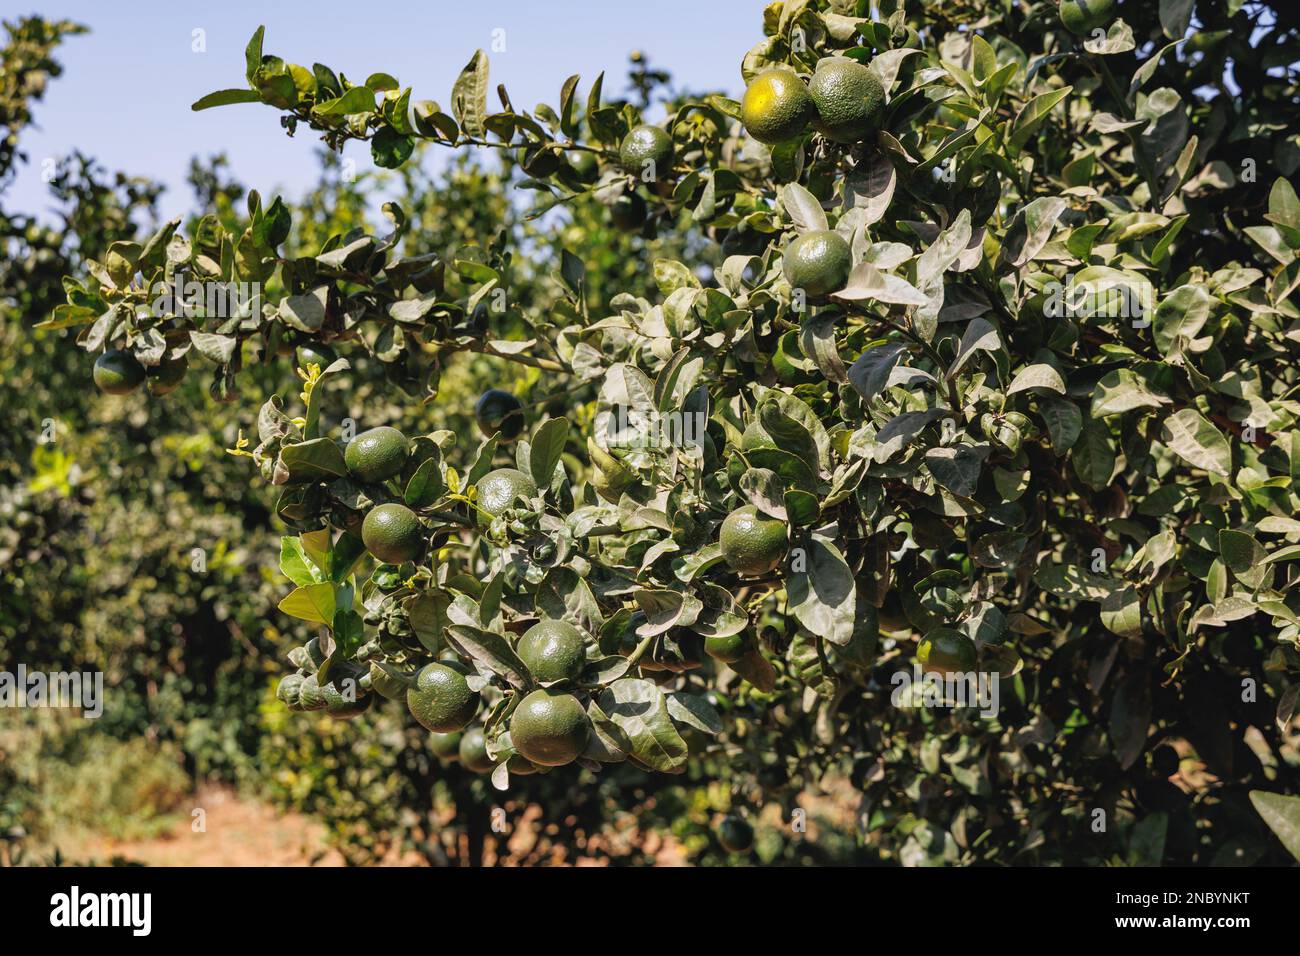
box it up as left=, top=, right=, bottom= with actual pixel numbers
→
left=13, top=0, right=1300, bottom=864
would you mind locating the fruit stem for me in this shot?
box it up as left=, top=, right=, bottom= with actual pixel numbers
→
left=625, top=632, right=657, bottom=667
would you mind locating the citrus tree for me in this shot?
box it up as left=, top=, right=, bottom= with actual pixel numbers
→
left=47, top=0, right=1300, bottom=863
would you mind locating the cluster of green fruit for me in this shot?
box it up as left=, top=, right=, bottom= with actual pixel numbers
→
left=279, top=618, right=597, bottom=777
left=413, top=623, right=592, bottom=772
left=601, top=123, right=678, bottom=233
left=740, top=57, right=885, bottom=147
left=92, top=348, right=188, bottom=396
left=735, top=57, right=882, bottom=300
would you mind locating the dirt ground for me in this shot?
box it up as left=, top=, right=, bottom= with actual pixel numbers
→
left=59, top=785, right=692, bottom=866
left=64, top=786, right=348, bottom=867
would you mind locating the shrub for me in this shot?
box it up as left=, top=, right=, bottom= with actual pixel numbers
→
left=32, top=0, right=1300, bottom=864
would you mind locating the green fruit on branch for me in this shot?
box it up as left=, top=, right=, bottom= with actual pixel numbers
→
left=295, top=342, right=336, bottom=369
left=474, top=388, right=525, bottom=441
left=297, top=671, right=370, bottom=719
left=406, top=660, right=479, bottom=733
left=93, top=349, right=145, bottom=395
left=704, top=630, right=748, bottom=664
left=741, top=67, right=816, bottom=144
left=458, top=726, right=494, bottom=773
left=146, top=354, right=188, bottom=395
left=716, top=815, right=754, bottom=852
left=429, top=731, right=463, bottom=763
left=517, top=619, right=588, bottom=684
left=809, top=57, right=884, bottom=143
left=917, top=627, right=978, bottom=676
left=1059, top=0, right=1117, bottom=36
left=345, top=425, right=410, bottom=483
left=509, top=689, right=590, bottom=767
left=720, top=505, right=788, bottom=576
left=610, top=191, right=647, bottom=232
left=361, top=502, right=424, bottom=564
left=782, top=229, right=852, bottom=299
left=475, top=467, right=537, bottom=521
left=619, top=124, right=673, bottom=176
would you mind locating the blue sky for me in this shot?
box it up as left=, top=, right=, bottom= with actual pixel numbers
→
left=7, top=0, right=758, bottom=221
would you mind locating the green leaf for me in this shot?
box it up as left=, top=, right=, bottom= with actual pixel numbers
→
left=404, top=457, right=445, bottom=508
left=1109, top=671, right=1151, bottom=770
left=279, top=537, right=322, bottom=586
left=1160, top=408, right=1231, bottom=477
left=780, top=182, right=829, bottom=233
left=1101, top=587, right=1143, bottom=638
left=529, top=417, right=569, bottom=489
left=787, top=536, right=856, bottom=646
left=404, top=591, right=452, bottom=654
left=371, top=127, right=414, bottom=168
left=280, top=287, right=328, bottom=332
left=1153, top=284, right=1213, bottom=357
left=278, top=582, right=336, bottom=625
left=280, top=438, right=347, bottom=481
left=1039, top=398, right=1082, bottom=453
left=192, top=88, right=262, bottom=111
left=312, top=86, right=376, bottom=118
left=597, top=679, right=689, bottom=772
left=446, top=623, right=531, bottom=689
left=1249, top=791, right=1300, bottom=861
left=1007, top=363, right=1065, bottom=396
left=1090, top=368, right=1170, bottom=417
left=634, top=588, right=703, bottom=638
left=946, top=317, right=1001, bottom=379
left=244, top=26, right=265, bottom=84
left=451, top=50, right=489, bottom=138
left=848, top=343, right=908, bottom=401
left=1008, top=86, right=1072, bottom=152
left=925, top=444, right=987, bottom=498
left=1072, top=419, right=1116, bottom=490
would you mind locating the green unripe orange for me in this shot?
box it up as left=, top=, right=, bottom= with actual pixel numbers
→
left=917, top=627, right=978, bottom=676
left=406, top=660, right=479, bottom=733
left=1059, top=0, right=1116, bottom=35
left=345, top=426, right=410, bottom=483
left=782, top=230, right=852, bottom=299
left=93, top=349, right=146, bottom=395
left=429, top=731, right=463, bottom=762
left=295, top=342, right=336, bottom=369
left=474, top=389, right=525, bottom=441
left=610, top=192, right=647, bottom=232
left=517, top=619, right=588, bottom=684
left=361, top=502, right=424, bottom=564
left=458, top=726, right=494, bottom=773
left=741, top=67, right=816, bottom=144
left=147, top=355, right=188, bottom=395
left=808, top=57, right=885, bottom=143
left=476, top=468, right=537, bottom=521
left=704, top=631, right=748, bottom=664
left=509, top=689, right=590, bottom=767
left=619, top=124, right=674, bottom=177
left=720, top=505, right=788, bottom=576
left=717, top=815, right=754, bottom=852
